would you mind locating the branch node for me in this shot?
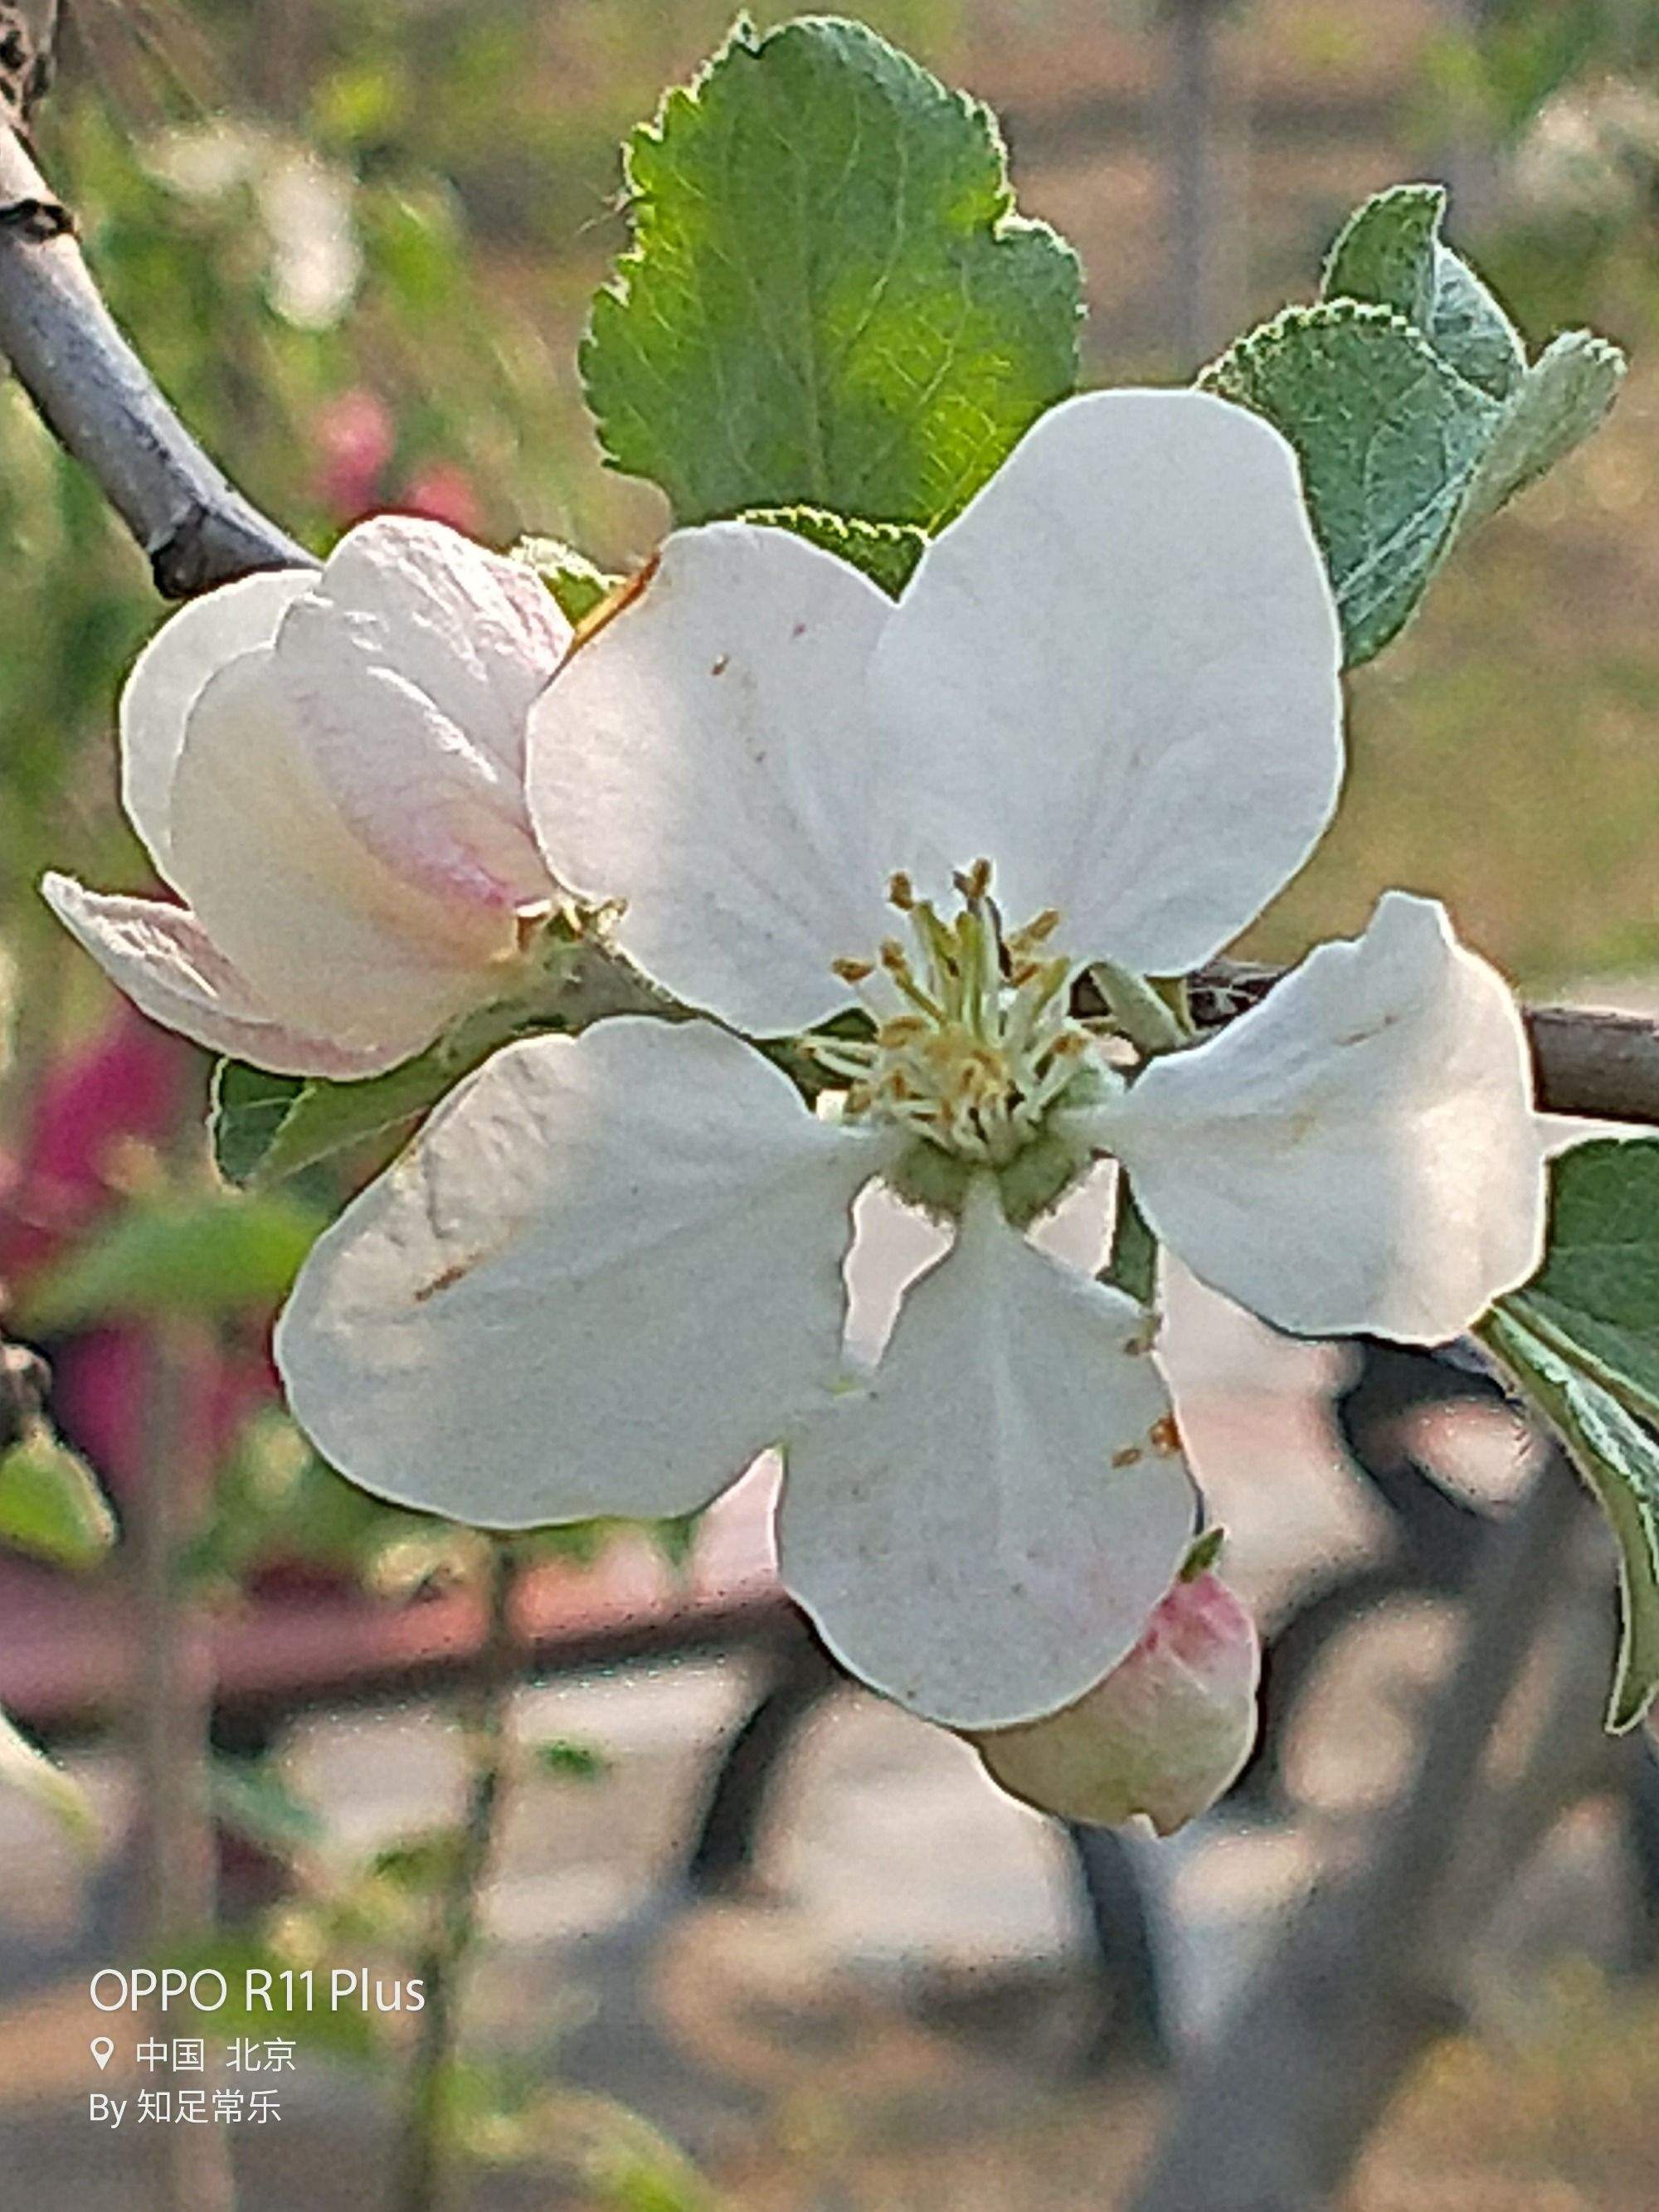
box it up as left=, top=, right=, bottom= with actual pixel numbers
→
left=0, top=191, right=69, bottom=241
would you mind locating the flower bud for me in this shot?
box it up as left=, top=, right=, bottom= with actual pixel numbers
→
left=968, top=1567, right=1260, bottom=1835
left=43, top=516, right=572, bottom=1079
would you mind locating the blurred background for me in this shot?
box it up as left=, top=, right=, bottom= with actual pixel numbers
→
left=2, top=2, right=1659, bottom=2209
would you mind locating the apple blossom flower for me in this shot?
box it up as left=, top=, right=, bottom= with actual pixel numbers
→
left=275, top=388, right=1545, bottom=1730
left=43, top=516, right=570, bottom=1079
left=970, top=1563, right=1262, bottom=1835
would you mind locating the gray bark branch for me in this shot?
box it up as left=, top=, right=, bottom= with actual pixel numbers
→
left=0, top=120, right=312, bottom=596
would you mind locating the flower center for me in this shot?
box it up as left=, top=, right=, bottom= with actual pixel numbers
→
left=806, top=861, right=1093, bottom=1165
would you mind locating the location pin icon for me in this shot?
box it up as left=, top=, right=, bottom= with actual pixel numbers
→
left=90, top=2037, right=114, bottom=2072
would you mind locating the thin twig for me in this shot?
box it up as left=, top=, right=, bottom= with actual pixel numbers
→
left=1190, top=959, right=1659, bottom=1130
left=0, top=120, right=312, bottom=595
left=392, top=1540, right=519, bottom=2212
left=134, top=1320, right=236, bottom=2212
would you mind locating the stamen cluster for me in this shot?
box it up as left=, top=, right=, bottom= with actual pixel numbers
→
left=805, top=862, right=1091, bottom=1163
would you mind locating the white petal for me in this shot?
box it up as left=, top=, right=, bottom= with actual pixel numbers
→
left=165, top=649, right=507, bottom=1053
left=528, top=525, right=896, bottom=1034
left=312, top=516, right=570, bottom=771
left=870, top=390, right=1345, bottom=971
left=778, top=1186, right=1197, bottom=1728
left=40, top=875, right=407, bottom=1077
left=275, top=518, right=564, bottom=910
left=1104, top=892, right=1546, bottom=1340
left=120, top=566, right=312, bottom=876
left=275, top=1018, right=887, bottom=1527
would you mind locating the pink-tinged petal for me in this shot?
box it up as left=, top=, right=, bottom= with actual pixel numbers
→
left=1103, top=892, right=1546, bottom=1340
left=971, top=1568, right=1262, bottom=1834
left=304, top=513, right=570, bottom=775
left=164, top=649, right=510, bottom=1051
left=528, top=524, right=897, bottom=1035
left=779, top=1184, right=1197, bottom=1729
left=272, top=517, right=566, bottom=915
left=41, top=875, right=415, bottom=1077
left=870, top=389, right=1345, bottom=973
left=120, top=566, right=314, bottom=878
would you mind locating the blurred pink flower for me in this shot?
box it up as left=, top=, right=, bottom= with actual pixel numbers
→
left=314, top=388, right=396, bottom=522
left=397, top=460, right=485, bottom=538
left=0, top=1007, right=272, bottom=1500
left=969, top=1566, right=1262, bottom=1835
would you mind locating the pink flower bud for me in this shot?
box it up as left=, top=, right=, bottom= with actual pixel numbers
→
left=43, top=517, right=573, bottom=1078
left=969, top=1568, right=1261, bottom=1835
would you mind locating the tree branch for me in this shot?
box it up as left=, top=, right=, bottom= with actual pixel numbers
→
left=0, top=120, right=312, bottom=596
left=5, top=109, right=1659, bottom=1134
left=1191, top=960, right=1659, bottom=1130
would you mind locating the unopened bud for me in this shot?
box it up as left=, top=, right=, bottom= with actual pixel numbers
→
left=966, top=1567, right=1260, bottom=1836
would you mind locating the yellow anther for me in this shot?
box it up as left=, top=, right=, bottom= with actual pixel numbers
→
left=887, top=871, right=916, bottom=912
left=831, top=955, right=876, bottom=983
left=1010, top=907, right=1062, bottom=949
left=878, top=938, right=911, bottom=972
left=877, top=1015, right=928, bottom=1048
left=952, top=857, right=994, bottom=902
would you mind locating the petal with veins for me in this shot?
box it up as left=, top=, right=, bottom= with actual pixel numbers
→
left=165, top=649, right=509, bottom=1051
left=1102, top=892, right=1546, bottom=1340
left=275, top=1018, right=888, bottom=1527
left=40, top=875, right=408, bottom=1078
left=778, top=1184, right=1197, bottom=1728
left=870, top=389, right=1345, bottom=971
left=120, top=566, right=313, bottom=878
left=528, top=524, right=895, bottom=1035
left=275, top=518, right=564, bottom=911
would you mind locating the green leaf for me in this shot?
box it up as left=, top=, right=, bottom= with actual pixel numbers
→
left=0, top=1427, right=117, bottom=1568
left=1200, top=300, right=1504, bottom=664
left=212, top=939, right=667, bottom=1191
left=20, top=1190, right=323, bottom=1328
left=744, top=505, right=925, bottom=596
left=1462, top=329, right=1625, bottom=529
left=508, top=536, right=620, bottom=624
left=1484, top=1305, right=1659, bottom=1733
left=213, top=1041, right=463, bottom=1192
left=1322, top=182, right=1525, bottom=401
left=209, top=1062, right=304, bottom=1189
left=1483, top=1135, right=1659, bottom=1733
left=582, top=17, right=1082, bottom=528
left=0, top=1706, right=94, bottom=1840
left=1504, top=1138, right=1659, bottom=1431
